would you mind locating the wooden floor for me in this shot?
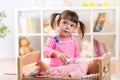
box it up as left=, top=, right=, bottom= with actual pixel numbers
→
left=0, top=58, right=120, bottom=75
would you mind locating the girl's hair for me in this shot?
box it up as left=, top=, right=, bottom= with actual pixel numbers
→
left=50, top=10, right=86, bottom=39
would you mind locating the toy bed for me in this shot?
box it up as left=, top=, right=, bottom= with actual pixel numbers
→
left=18, top=52, right=111, bottom=80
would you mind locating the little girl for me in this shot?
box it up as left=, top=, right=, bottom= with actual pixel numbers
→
left=44, top=10, right=86, bottom=66
left=29, top=10, right=86, bottom=77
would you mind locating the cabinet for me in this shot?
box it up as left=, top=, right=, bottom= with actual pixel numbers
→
left=15, top=7, right=119, bottom=60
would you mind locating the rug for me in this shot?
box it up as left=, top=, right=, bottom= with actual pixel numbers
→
left=0, top=73, right=17, bottom=80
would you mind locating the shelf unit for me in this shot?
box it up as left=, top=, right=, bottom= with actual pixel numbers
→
left=15, top=7, right=119, bottom=60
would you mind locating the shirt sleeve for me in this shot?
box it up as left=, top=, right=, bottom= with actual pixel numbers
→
left=74, top=39, right=80, bottom=58
left=43, top=36, right=56, bottom=58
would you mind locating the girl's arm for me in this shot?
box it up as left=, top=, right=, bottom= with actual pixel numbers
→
left=43, top=36, right=56, bottom=58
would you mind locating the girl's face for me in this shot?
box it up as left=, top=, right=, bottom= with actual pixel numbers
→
left=57, top=19, right=77, bottom=38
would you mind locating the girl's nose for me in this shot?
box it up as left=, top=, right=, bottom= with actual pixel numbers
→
left=65, top=25, right=70, bottom=30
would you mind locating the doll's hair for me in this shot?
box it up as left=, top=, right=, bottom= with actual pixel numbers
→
left=50, top=10, right=86, bottom=39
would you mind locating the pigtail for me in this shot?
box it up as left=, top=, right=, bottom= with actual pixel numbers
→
left=50, top=13, right=60, bottom=29
left=78, top=21, right=86, bottom=39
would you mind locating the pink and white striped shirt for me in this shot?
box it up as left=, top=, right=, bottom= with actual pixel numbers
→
left=43, top=36, right=80, bottom=66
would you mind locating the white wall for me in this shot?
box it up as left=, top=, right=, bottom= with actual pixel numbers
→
left=0, top=0, right=22, bottom=58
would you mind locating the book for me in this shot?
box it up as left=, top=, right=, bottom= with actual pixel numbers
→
left=18, top=16, right=28, bottom=33
left=18, top=16, right=38, bottom=34
left=93, top=13, right=107, bottom=32
left=93, top=39, right=107, bottom=57
left=93, top=39, right=99, bottom=57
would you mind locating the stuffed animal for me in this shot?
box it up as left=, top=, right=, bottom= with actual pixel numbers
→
left=43, top=19, right=55, bottom=33
left=80, top=40, right=92, bottom=58
left=19, top=37, right=34, bottom=56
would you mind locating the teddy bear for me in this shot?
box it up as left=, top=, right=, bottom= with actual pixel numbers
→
left=80, top=40, right=92, bottom=58
left=43, top=19, right=55, bottom=33
left=19, top=37, right=34, bottom=56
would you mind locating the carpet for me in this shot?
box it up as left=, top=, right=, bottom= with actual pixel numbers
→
left=0, top=73, right=17, bottom=80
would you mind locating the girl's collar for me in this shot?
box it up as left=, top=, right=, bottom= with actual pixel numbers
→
left=54, top=35, right=72, bottom=43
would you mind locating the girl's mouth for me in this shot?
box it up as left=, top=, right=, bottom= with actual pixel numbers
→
left=64, top=30, right=69, bottom=34
left=64, top=30, right=69, bottom=33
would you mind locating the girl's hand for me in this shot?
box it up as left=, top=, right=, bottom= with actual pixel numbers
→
left=51, top=51, right=69, bottom=64
left=57, top=53, right=68, bottom=64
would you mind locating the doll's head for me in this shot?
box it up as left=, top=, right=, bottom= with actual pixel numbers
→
left=87, top=59, right=99, bottom=74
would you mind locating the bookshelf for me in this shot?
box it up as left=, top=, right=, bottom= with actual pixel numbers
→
left=15, top=7, right=119, bottom=60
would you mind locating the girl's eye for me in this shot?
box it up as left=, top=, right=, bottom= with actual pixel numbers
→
left=63, top=21, right=68, bottom=25
left=71, top=25, right=75, bottom=29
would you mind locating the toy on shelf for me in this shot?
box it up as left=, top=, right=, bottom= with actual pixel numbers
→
left=89, top=2, right=96, bottom=7
left=80, top=40, right=92, bottom=58
left=93, top=12, right=107, bottom=32
left=43, top=19, right=55, bottom=33
left=19, top=37, right=39, bottom=56
left=82, top=2, right=110, bottom=7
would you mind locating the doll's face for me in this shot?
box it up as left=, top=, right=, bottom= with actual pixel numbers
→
left=87, top=59, right=99, bottom=74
